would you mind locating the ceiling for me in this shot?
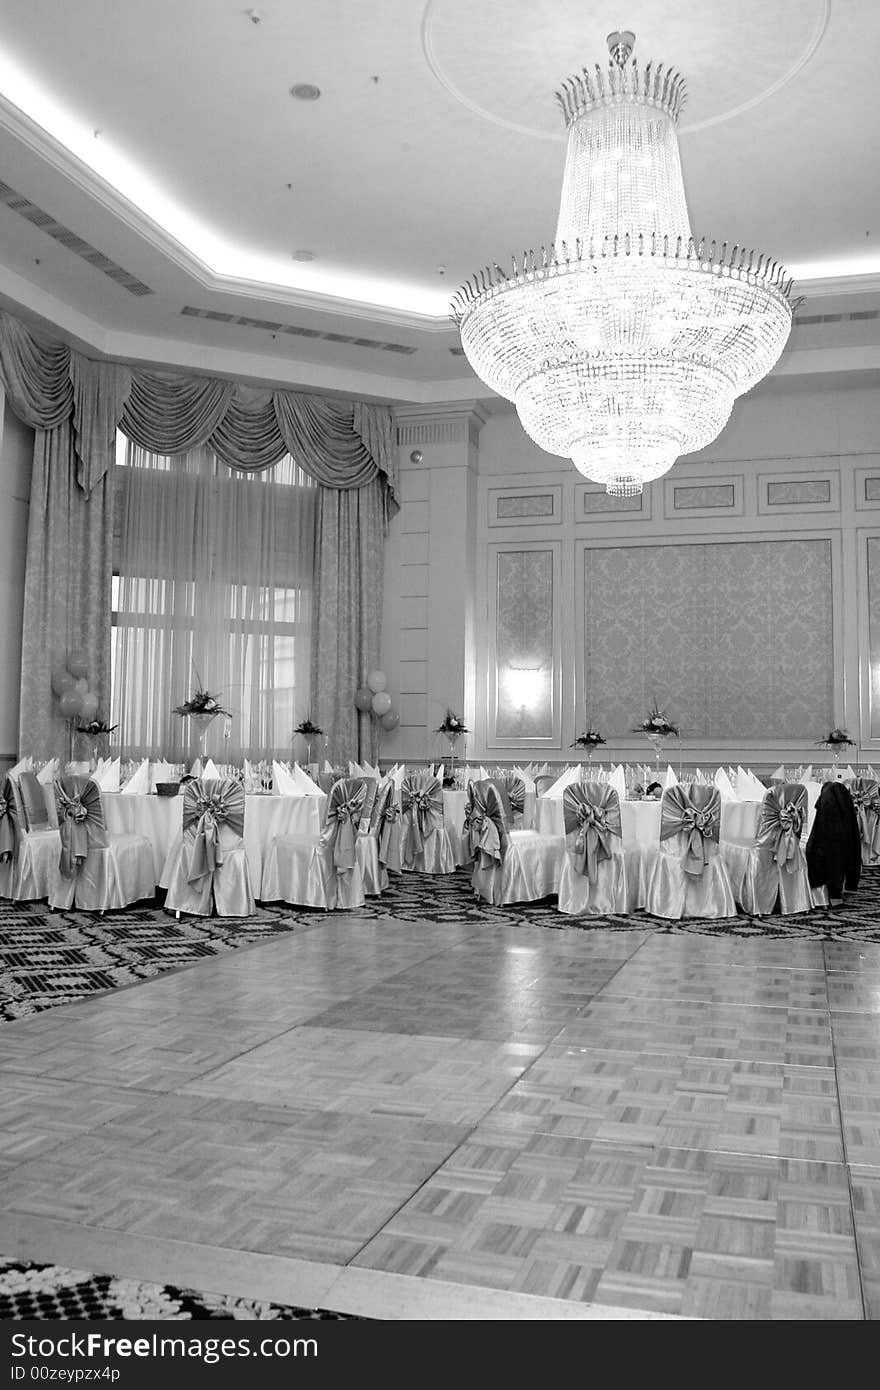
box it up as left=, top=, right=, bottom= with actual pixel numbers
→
left=0, top=0, right=877, bottom=402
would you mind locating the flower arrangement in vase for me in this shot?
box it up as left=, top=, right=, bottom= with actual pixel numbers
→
left=74, top=717, right=118, bottom=767
left=634, top=702, right=680, bottom=769
left=571, top=724, right=606, bottom=762
left=173, top=670, right=231, bottom=759
left=816, top=726, right=854, bottom=764
left=435, top=710, right=468, bottom=782
left=293, top=716, right=323, bottom=765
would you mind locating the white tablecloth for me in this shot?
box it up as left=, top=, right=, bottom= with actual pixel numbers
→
left=534, top=795, right=762, bottom=846
left=102, top=791, right=326, bottom=893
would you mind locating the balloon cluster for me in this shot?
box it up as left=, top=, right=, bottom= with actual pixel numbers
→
left=354, top=670, right=400, bottom=732
left=51, top=659, right=100, bottom=722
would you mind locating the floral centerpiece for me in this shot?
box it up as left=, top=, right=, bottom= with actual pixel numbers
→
left=634, top=702, right=679, bottom=768
left=74, top=717, right=117, bottom=767
left=633, top=702, right=680, bottom=738
left=816, top=727, right=854, bottom=748
left=293, top=717, right=323, bottom=739
left=293, top=716, right=323, bottom=763
left=174, top=674, right=231, bottom=759
left=435, top=710, right=467, bottom=784
left=173, top=688, right=231, bottom=719
left=571, top=725, right=605, bottom=749
left=75, top=718, right=118, bottom=737
left=435, top=710, right=468, bottom=737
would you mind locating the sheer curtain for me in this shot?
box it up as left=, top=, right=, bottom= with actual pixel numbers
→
left=111, top=437, right=316, bottom=761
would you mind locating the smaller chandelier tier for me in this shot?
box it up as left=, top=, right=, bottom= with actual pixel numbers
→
left=453, top=36, right=795, bottom=496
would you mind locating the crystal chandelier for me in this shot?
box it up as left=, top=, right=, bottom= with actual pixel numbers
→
left=452, top=30, right=794, bottom=496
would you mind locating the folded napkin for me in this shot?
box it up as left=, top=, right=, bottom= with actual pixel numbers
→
left=190, top=757, right=203, bottom=778
left=770, top=763, right=786, bottom=781
left=36, top=757, right=59, bottom=785
left=272, top=759, right=299, bottom=795
left=713, top=767, right=736, bottom=800
left=391, top=763, right=406, bottom=789
left=150, top=759, right=175, bottom=790
left=92, top=757, right=120, bottom=792
left=323, top=759, right=333, bottom=773
left=201, top=758, right=220, bottom=780
left=544, top=765, right=579, bottom=797
left=608, top=763, right=627, bottom=800
left=122, top=758, right=151, bottom=795
left=9, top=756, right=33, bottom=779
left=663, top=764, right=678, bottom=789
left=735, top=767, right=765, bottom=802
left=242, top=757, right=256, bottom=791
left=293, top=763, right=323, bottom=795
left=361, top=760, right=380, bottom=779
left=348, top=760, right=363, bottom=775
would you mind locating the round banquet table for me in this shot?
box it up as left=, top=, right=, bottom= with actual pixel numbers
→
left=102, top=790, right=326, bottom=895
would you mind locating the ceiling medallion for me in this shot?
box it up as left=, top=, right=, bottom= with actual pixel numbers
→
left=453, top=30, right=794, bottom=496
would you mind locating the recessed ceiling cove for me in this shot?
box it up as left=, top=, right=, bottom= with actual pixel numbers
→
left=422, top=0, right=831, bottom=140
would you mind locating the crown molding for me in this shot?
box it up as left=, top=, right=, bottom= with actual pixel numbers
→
left=0, top=93, right=455, bottom=333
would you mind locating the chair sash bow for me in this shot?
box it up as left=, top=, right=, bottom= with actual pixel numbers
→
left=56, top=778, right=105, bottom=878
left=183, top=780, right=245, bottom=885
left=373, top=784, right=399, bottom=865
left=0, top=778, right=16, bottom=862
left=504, top=775, right=526, bottom=821
left=563, top=784, right=621, bottom=882
left=660, top=785, right=720, bottom=877
left=326, top=779, right=367, bottom=873
left=849, top=780, right=880, bottom=855
left=756, top=786, right=806, bottom=873
left=400, top=778, right=443, bottom=864
left=463, top=783, right=507, bottom=868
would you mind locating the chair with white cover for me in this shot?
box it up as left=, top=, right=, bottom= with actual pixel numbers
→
left=49, top=776, right=155, bottom=911
left=0, top=775, right=17, bottom=898
left=162, top=778, right=255, bottom=917
left=845, top=776, right=880, bottom=866
left=464, top=779, right=565, bottom=905
left=737, top=782, right=824, bottom=915
left=261, top=776, right=370, bottom=909
left=356, top=776, right=394, bottom=894
left=399, top=772, right=456, bottom=873
left=534, top=773, right=558, bottom=798
left=557, top=782, right=636, bottom=916
left=644, top=784, right=736, bottom=920
left=5, top=770, right=62, bottom=901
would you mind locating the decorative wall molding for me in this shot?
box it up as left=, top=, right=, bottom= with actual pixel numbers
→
left=488, top=484, right=562, bottom=526
left=663, top=474, right=744, bottom=519
left=486, top=541, right=561, bottom=748
left=578, top=482, right=651, bottom=519
left=758, top=469, right=840, bottom=514
left=395, top=401, right=489, bottom=448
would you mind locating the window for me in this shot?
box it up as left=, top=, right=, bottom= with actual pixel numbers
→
left=110, top=435, right=316, bottom=759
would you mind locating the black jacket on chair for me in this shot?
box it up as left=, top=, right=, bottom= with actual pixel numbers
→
left=805, top=782, right=861, bottom=899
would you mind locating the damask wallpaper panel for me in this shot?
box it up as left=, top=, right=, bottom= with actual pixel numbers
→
left=583, top=538, right=834, bottom=740
left=494, top=548, right=554, bottom=740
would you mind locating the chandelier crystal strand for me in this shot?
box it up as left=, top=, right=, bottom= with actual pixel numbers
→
left=453, top=33, right=794, bottom=496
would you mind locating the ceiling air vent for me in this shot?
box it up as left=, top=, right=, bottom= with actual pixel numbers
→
left=795, top=309, right=880, bottom=325
left=0, top=178, right=153, bottom=296
left=180, top=305, right=417, bottom=354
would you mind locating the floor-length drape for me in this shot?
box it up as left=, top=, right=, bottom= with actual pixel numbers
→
left=19, top=421, right=113, bottom=758
left=111, top=442, right=315, bottom=761
left=311, top=478, right=386, bottom=762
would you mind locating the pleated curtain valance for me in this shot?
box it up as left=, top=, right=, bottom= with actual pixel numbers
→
left=0, top=309, right=398, bottom=508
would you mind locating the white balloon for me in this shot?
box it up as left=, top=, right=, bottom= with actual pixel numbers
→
left=367, top=669, right=387, bottom=693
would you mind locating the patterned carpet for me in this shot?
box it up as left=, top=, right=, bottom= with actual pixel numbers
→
left=0, top=1255, right=360, bottom=1321
left=1, top=867, right=879, bottom=1024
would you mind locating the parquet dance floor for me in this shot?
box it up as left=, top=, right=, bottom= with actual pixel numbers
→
left=2, top=874, right=880, bottom=1319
